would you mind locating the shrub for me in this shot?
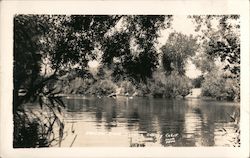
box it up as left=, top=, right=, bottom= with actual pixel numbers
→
left=176, top=76, right=193, bottom=98
left=14, top=113, right=48, bottom=148
left=148, top=70, right=168, bottom=97
left=76, top=78, right=95, bottom=94
left=201, top=70, right=240, bottom=101
left=119, top=80, right=136, bottom=95
left=90, top=79, right=117, bottom=95
left=148, top=79, right=166, bottom=97
left=148, top=70, right=192, bottom=98
left=165, top=71, right=192, bottom=98
left=192, top=75, right=204, bottom=88
left=14, top=105, right=64, bottom=148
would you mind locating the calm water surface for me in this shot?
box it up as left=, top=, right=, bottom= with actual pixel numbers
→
left=57, top=96, right=239, bottom=147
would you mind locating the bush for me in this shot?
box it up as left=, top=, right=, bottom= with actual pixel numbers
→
left=136, top=82, right=150, bottom=96
left=224, top=79, right=240, bottom=101
left=192, top=75, right=204, bottom=88
left=148, top=70, right=168, bottom=97
left=165, top=71, right=192, bottom=98
left=201, top=70, right=240, bottom=101
left=14, top=113, right=48, bottom=148
left=118, top=80, right=136, bottom=95
left=176, top=77, right=193, bottom=98
left=76, top=78, right=95, bottom=94
left=14, top=106, right=64, bottom=148
left=148, top=70, right=192, bottom=98
left=90, top=79, right=117, bottom=95
left=148, top=79, right=166, bottom=98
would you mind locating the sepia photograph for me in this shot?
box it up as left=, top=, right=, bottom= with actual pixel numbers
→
left=13, top=14, right=241, bottom=148
left=0, top=0, right=249, bottom=158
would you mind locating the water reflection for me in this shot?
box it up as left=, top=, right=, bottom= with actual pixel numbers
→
left=61, top=97, right=239, bottom=147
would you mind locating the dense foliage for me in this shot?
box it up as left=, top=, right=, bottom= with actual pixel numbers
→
left=13, top=14, right=240, bottom=148
left=189, top=15, right=240, bottom=101
left=101, top=15, right=172, bottom=82
left=14, top=15, right=174, bottom=147
left=201, top=69, right=239, bottom=101
left=192, top=75, right=204, bottom=88
left=161, top=32, right=198, bottom=75
left=14, top=15, right=67, bottom=147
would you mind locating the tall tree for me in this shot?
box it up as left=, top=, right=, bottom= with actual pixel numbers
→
left=101, top=15, right=173, bottom=82
left=161, top=32, right=198, bottom=75
left=189, top=15, right=240, bottom=79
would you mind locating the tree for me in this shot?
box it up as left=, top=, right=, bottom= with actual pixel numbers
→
left=189, top=15, right=240, bottom=100
left=13, top=15, right=175, bottom=147
left=14, top=15, right=49, bottom=111
left=13, top=15, right=123, bottom=147
left=161, top=32, right=198, bottom=75
left=14, top=15, right=66, bottom=147
left=39, top=15, right=122, bottom=75
left=189, top=15, right=240, bottom=79
left=101, top=15, right=173, bottom=82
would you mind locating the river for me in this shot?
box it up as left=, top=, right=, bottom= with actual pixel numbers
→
left=45, top=96, right=240, bottom=147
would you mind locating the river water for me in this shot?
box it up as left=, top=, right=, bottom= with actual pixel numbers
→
left=51, top=96, right=240, bottom=147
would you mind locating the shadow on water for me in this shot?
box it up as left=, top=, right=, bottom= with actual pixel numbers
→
left=62, top=96, right=239, bottom=147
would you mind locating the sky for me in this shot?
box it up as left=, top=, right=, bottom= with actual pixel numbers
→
left=88, top=15, right=202, bottom=79
left=158, top=15, right=198, bottom=46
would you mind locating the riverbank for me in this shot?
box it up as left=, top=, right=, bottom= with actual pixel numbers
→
left=56, top=93, right=240, bottom=104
